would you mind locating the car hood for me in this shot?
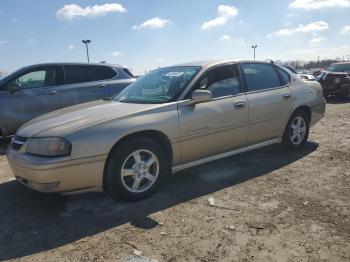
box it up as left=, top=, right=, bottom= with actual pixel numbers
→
left=17, top=100, right=168, bottom=138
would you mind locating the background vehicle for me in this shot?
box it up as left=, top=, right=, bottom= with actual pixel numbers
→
left=7, top=60, right=325, bottom=201
left=283, top=65, right=315, bottom=81
left=0, top=63, right=135, bottom=136
left=315, top=62, right=350, bottom=98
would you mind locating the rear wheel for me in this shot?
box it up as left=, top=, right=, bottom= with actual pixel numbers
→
left=282, top=110, right=310, bottom=150
left=104, top=137, right=169, bottom=201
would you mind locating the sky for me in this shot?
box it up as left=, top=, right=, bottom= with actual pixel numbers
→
left=0, top=0, right=350, bottom=75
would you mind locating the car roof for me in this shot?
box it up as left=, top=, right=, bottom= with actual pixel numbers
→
left=331, top=62, right=350, bottom=65
left=171, top=59, right=272, bottom=69
left=20, top=62, right=127, bottom=70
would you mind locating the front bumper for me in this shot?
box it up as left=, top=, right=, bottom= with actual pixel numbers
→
left=7, top=148, right=107, bottom=194
left=323, top=83, right=350, bottom=96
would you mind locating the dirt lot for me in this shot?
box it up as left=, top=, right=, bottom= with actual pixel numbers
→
left=0, top=98, right=349, bottom=262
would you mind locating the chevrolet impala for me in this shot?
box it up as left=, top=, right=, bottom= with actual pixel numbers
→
left=7, top=60, right=326, bottom=201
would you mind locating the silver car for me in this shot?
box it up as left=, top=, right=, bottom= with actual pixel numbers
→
left=7, top=60, right=326, bottom=201
left=0, top=63, right=135, bottom=136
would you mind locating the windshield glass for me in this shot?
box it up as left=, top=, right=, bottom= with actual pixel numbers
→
left=114, top=66, right=201, bottom=104
left=326, top=63, right=350, bottom=73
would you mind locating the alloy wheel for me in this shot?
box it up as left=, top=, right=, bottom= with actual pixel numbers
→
left=120, top=149, right=160, bottom=193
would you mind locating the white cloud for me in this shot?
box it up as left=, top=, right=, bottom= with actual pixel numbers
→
left=219, top=35, right=245, bottom=45
left=56, top=3, right=126, bottom=21
left=340, top=25, right=350, bottom=34
left=309, top=36, right=326, bottom=45
left=201, top=5, right=238, bottom=30
left=155, top=58, right=164, bottom=62
left=219, top=35, right=231, bottom=41
left=268, top=21, right=328, bottom=37
left=285, top=49, right=315, bottom=55
left=111, top=51, right=123, bottom=57
left=0, top=40, right=7, bottom=45
left=289, top=0, right=350, bottom=10
left=68, top=44, right=75, bottom=50
left=232, top=37, right=246, bottom=45
left=29, top=38, right=35, bottom=44
left=133, top=17, right=172, bottom=30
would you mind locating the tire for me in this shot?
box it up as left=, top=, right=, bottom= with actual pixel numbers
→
left=282, top=110, right=310, bottom=150
left=104, top=137, right=169, bottom=201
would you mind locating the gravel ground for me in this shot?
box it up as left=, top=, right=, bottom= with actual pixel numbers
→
left=0, top=98, right=349, bottom=262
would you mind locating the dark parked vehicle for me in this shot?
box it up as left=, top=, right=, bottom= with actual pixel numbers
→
left=0, top=63, right=135, bottom=137
left=315, top=62, right=350, bottom=98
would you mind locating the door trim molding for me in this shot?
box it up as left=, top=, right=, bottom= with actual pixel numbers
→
left=172, top=138, right=281, bottom=173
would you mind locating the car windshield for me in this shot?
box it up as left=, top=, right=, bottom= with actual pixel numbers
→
left=326, top=63, right=350, bottom=73
left=114, top=66, right=201, bottom=104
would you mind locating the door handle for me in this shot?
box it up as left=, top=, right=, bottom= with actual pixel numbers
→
left=47, top=91, right=57, bottom=95
left=98, top=84, right=107, bottom=88
left=283, top=92, right=292, bottom=99
left=234, top=100, right=247, bottom=109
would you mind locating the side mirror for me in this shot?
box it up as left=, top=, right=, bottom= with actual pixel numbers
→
left=7, top=82, right=20, bottom=94
left=190, top=90, right=212, bottom=104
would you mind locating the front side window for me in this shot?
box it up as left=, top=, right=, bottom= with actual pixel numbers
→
left=241, top=63, right=281, bottom=91
left=64, top=65, right=96, bottom=84
left=3, top=67, right=56, bottom=90
left=196, top=65, right=241, bottom=98
left=114, top=66, right=201, bottom=104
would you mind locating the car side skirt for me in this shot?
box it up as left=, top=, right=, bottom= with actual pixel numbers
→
left=172, top=138, right=281, bottom=173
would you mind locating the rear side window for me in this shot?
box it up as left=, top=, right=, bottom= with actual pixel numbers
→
left=96, top=66, right=117, bottom=80
left=241, top=63, right=281, bottom=91
left=123, top=68, right=134, bottom=78
left=276, top=66, right=291, bottom=86
left=64, top=65, right=96, bottom=84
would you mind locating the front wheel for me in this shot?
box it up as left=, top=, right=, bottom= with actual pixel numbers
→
left=282, top=110, right=310, bottom=150
left=104, top=137, right=169, bottom=201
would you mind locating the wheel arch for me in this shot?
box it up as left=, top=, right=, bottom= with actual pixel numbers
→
left=102, top=129, right=174, bottom=190
left=293, top=105, right=311, bottom=122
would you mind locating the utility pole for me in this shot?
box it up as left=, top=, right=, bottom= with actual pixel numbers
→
left=251, top=45, right=258, bottom=60
left=82, top=40, right=91, bottom=63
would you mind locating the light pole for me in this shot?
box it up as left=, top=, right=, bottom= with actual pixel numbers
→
left=82, top=40, right=91, bottom=63
left=251, top=45, right=258, bottom=60
left=347, top=55, right=350, bottom=62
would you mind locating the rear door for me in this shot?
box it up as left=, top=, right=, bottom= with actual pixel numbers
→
left=61, top=65, right=110, bottom=107
left=0, top=66, right=62, bottom=135
left=240, top=62, right=294, bottom=144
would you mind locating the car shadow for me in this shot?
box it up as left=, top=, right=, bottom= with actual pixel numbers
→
left=0, top=142, right=318, bottom=261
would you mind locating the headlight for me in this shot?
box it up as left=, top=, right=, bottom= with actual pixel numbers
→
left=334, top=78, right=341, bottom=84
left=26, top=137, right=71, bottom=157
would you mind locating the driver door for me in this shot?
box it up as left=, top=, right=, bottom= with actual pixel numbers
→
left=178, top=64, right=249, bottom=164
left=0, top=66, right=62, bottom=134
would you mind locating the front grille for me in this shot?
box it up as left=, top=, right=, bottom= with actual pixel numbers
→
left=10, top=136, right=27, bottom=151
left=323, top=78, right=334, bottom=87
